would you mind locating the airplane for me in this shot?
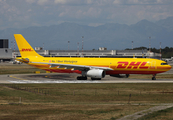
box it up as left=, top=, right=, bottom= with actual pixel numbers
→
left=14, top=34, right=172, bottom=80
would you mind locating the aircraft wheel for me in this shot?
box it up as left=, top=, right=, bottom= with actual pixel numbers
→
left=126, top=74, right=130, bottom=78
left=91, top=78, right=101, bottom=80
left=152, top=77, right=156, bottom=80
left=77, top=76, right=81, bottom=80
left=83, top=77, right=87, bottom=80
left=77, top=76, right=87, bottom=80
left=152, top=74, right=156, bottom=80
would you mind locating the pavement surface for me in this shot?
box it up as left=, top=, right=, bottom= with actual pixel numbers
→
left=117, top=104, right=173, bottom=120
left=0, top=72, right=173, bottom=83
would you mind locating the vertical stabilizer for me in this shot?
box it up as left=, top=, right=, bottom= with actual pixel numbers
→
left=14, top=34, right=42, bottom=58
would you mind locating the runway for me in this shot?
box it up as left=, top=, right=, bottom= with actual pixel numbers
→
left=0, top=73, right=173, bottom=84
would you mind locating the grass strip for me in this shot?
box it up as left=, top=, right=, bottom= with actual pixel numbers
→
left=138, top=107, right=173, bottom=120
left=1, top=83, right=173, bottom=119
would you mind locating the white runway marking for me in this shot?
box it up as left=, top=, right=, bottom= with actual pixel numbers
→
left=8, top=80, right=102, bottom=83
left=7, top=79, right=173, bottom=84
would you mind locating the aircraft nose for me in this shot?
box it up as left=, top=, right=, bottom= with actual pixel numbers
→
left=166, top=65, right=172, bottom=71
left=168, top=65, right=172, bottom=69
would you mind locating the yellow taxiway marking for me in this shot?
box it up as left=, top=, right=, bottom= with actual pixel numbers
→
left=10, top=75, right=29, bottom=81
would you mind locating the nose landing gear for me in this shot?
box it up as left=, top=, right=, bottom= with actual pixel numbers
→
left=152, top=74, right=156, bottom=80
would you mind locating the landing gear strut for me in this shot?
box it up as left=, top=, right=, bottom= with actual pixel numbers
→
left=152, top=74, right=156, bottom=80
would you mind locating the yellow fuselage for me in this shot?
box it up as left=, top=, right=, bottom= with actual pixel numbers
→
left=26, top=56, right=171, bottom=75
left=14, top=34, right=172, bottom=78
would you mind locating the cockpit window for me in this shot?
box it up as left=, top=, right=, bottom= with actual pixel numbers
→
left=161, top=63, right=168, bottom=65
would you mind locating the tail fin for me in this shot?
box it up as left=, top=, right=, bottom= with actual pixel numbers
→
left=14, top=34, right=42, bottom=58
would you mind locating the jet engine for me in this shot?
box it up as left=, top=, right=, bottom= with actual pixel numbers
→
left=86, top=69, right=105, bottom=78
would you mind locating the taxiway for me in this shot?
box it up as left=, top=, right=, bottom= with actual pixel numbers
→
left=0, top=72, right=173, bottom=83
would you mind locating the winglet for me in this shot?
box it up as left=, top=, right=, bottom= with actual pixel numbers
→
left=14, top=34, right=42, bottom=58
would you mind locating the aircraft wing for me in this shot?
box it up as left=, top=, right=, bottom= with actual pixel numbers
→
left=32, top=62, right=113, bottom=71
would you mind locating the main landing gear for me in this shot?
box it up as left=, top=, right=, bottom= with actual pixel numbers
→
left=91, top=78, right=101, bottom=80
left=126, top=74, right=130, bottom=78
left=77, top=76, right=102, bottom=80
left=77, top=76, right=87, bottom=80
left=152, top=74, right=156, bottom=80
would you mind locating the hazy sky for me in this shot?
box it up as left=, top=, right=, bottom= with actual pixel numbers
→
left=0, top=0, right=173, bottom=30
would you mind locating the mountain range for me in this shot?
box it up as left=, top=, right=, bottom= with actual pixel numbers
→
left=0, top=16, right=173, bottom=50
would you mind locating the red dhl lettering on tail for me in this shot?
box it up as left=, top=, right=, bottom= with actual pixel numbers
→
left=117, top=62, right=149, bottom=69
left=20, top=48, right=33, bottom=52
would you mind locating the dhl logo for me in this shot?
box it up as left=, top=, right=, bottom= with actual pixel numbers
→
left=117, top=62, right=149, bottom=69
left=20, top=48, right=33, bottom=52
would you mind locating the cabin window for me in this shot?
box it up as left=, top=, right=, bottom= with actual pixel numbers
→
left=161, top=63, right=168, bottom=65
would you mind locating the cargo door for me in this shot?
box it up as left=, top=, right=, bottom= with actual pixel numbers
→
left=150, top=61, right=156, bottom=69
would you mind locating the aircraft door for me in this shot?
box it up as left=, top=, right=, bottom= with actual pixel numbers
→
left=109, top=61, right=116, bottom=69
left=150, top=61, right=156, bottom=69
